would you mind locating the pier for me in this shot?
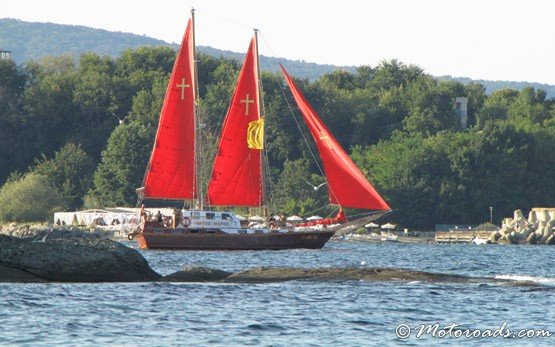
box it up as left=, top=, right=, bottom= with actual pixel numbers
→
left=435, top=231, right=491, bottom=244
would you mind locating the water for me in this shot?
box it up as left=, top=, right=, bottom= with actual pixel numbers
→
left=1, top=241, right=553, bottom=346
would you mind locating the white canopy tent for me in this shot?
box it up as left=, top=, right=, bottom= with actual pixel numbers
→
left=286, top=215, right=303, bottom=222
left=307, top=215, right=323, bottom=221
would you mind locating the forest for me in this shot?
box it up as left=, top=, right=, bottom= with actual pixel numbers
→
left=1, top=46, right=554, bottom=228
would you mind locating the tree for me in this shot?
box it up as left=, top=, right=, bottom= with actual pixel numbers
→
left=0, top=173, right=64, bottom=222
left=32, top=143, right=95, bottom=210
left=402, top=80, right=460, bottom=136
left=271, top=159, right=326, bottom=215
left=85, top=123, right=154, bottom=208
left=0, top=60, right=28, bottom=183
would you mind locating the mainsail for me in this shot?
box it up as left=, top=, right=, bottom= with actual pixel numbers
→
left=206, top=37, right=264, bottom=206
left=142, top=19, right=197, bottom=200
left=281, top=65, right=390, bottom=211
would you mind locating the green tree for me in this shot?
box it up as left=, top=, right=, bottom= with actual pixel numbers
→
left=0, top=173, right=64, bottom=222
left=32, top=143, right=95, bottom=210
left=85, top=123, right=153, bottom=208
left=0, top=59, right=28, bottom=183
left=271, top=159, right=326, bottom=215
left=402, top=80, right=460, bottom=136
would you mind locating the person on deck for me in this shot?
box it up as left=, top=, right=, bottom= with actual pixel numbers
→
left=173, top=209, right=181, bottom=228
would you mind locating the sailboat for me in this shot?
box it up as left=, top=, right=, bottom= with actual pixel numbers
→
left=131, top=11, right=390, bottom=250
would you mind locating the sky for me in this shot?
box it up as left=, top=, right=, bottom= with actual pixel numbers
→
left=2, top=0, right=554, bottom=84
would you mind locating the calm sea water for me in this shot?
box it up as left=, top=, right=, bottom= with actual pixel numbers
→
left=1, top=240, right=553, bottom=346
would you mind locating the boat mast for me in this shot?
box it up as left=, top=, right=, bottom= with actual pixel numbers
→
left=191, top=8, right=202, bottom=210
left=253, top=29, right=268, bottom=216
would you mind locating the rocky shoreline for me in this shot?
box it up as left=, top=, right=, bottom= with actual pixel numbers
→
left=0, top=227, right=549, bottom=287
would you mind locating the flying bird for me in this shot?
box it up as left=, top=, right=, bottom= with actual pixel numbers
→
left=305, top=181, right=327, bottom=191
left=112, top=113, right=128, bottom=125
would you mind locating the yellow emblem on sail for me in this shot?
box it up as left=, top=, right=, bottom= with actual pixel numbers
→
left=247, top=118, right=264, bottom=149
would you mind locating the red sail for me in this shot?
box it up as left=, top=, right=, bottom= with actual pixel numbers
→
left=143, top=19, right=197, bottom=200
left=207, top=37, right=263, bottom=206
left=281, top=65, right=390, bottom=211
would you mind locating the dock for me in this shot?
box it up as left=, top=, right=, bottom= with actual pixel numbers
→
left=435, top=230, right=492, bottom=244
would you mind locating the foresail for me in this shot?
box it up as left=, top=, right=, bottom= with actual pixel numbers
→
left=143, top=19, right=197, bottom=200
left=281, top=65, right=390, bottom=211
left=206, top=37, right=263, bottom=206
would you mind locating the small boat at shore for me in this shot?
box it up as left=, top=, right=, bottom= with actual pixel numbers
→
left=132, top=10, right=390, bottom=250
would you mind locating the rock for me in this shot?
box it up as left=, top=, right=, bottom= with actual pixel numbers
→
left=219, top=267, right=540, bottom=287
left=0, top=231, right=161, bottom=282
left=222, top=267, right=474, bottom=284
left=546, top=234, right=555, bottom=245
left=0, top=264, right=47, bottom=283
left=159, top=266, right=231, bottom=282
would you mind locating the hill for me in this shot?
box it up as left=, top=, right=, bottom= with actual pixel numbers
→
left=0, top=18, right=352, bottom=81
left=437, top=75, right=555, bottom=100
left=0, top=18, right=553, bottom=96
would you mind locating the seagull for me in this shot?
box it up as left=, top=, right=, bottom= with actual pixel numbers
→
left=305, top=181, right=327, bottom=191
left=112, top=113, right=128, bottom=125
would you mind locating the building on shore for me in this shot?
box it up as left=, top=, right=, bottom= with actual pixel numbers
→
left=0, top=50, right=12, bottom=60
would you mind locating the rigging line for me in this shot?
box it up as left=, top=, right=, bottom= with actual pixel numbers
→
left=195, top=9, right=254, bottom=30
left=301, top=204, right=337, bottom=219
left=258, top=33, right=326, bottom=179
left=270, top=70, right=327, bottom=179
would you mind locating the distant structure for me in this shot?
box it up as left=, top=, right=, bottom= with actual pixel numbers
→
left=0, top=50, right=12, bottom=60
left=455, top=97, right=468, bottom=129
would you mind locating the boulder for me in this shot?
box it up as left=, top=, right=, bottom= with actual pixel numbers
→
left=0, top=230, right=160, bottom=282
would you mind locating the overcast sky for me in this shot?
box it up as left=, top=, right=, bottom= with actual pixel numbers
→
left=2, top=0, right=554, bottom=84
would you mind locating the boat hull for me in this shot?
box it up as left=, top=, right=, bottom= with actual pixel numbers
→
left=134, top=224, right=334, bottom=250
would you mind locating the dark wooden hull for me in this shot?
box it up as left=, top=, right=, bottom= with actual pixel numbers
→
left=134, top=224, right=334, bottom=250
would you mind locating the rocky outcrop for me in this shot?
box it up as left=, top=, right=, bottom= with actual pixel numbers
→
left=0, top=230, right=160, bottom=282
left=222, top=267, right=477, bottom=283
left=158, top=266, right=231, bottom=282
left=0, top=264, right=47, bottom=283
left=158, top=266, right=540, bottom=287
left=0, top=224, right=119, bottom=241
